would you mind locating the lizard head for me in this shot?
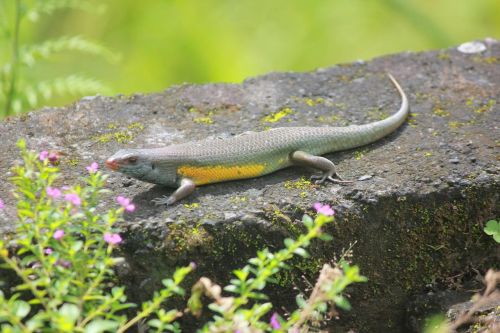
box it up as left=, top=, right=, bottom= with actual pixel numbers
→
left=105, top=149, right=178, bottom=187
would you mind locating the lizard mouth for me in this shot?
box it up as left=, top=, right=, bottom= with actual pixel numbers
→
left=105, top=159, right=120, bottom=171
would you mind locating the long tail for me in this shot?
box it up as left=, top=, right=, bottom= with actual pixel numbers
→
left=340, top=74, right=409, bottom=148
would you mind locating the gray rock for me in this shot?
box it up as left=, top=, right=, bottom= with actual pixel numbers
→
left=1, top=39, right=499, bottom=333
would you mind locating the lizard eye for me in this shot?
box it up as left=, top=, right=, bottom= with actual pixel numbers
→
left=127, top=156, right=138, bottom=164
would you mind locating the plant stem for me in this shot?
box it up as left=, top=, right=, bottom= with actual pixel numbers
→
left=4, top=0, right=21, bottom=116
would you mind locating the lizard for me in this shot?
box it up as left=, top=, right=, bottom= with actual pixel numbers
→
left=105, top=74, right=408, bottom=205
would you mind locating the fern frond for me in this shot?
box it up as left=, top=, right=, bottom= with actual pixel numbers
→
left=35, top=75, right=110, bottom=99
left=14, top=75, right=109, bottom=112
left=20, top=36, right=120, bottom=66
left=27, top=0, right=106, bottom=21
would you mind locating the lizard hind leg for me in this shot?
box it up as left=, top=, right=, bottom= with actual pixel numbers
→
left=289, top=150, right=353, bottom=184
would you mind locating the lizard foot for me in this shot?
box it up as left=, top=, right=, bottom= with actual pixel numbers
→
left=151, top=195, right=176, bottom=206
left=311, top=172, right=353, bottom=184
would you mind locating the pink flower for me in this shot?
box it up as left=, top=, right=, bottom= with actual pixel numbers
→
left=86, top=162, right=99, bottom=173
left=104, top=233, right=122, bottom=245
left=48, top=152, right=58, bottom=163
left=0, top=198, right=4, bottom=210
left=44, top=248, right=53, bottom=255
left=313, top=202, right=335, bottom=216
left=39, top=151, right=49, bottom=161
left=270, top=312, right=281, bottom=329
left=46, top=187, right=62, bottom=199
left=116, top=196, right=135, bottom=212
left=64, top=193, right=81, bottom=206
left=56, top=259, right=71, bottom=268
left=53, top=229, right=65, bottom=240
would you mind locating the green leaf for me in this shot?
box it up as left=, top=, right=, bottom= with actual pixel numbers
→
left=296, top=294, right=306, bottom=308
left=318, top=233, right=333, bottom=241
left=484, top=219, right=500, bottom=243
left=233, top=268, right=249, bottom=281
left=334, top=295, right=352, bottom=311
left=302, top=214, right=313, bottom=228
left=84, top=319, right=119, bottom=333
left=283, top=238, right=295, bottom=248
left=223, top=285, right=238, bottom=293
left=13, top=300, right=30, bottom=318
left=251, top=302, right=272, bottom=317
left=71, top=240, right=83, bottom=252
left=59, top=303, right=80, bottom=323
left=293, top=247, right=309, bottom=258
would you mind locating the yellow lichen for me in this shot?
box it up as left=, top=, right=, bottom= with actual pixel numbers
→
left=183, top=203, right=200, bottom=209
left=94, top=121, right=145, bottom=144
left=284, top=176, right=314, bottom=190
left=433, top=108, right=450, bottom=117
left=262, top=107, right=294, bottom=123
left=304, top=97, right=325, bottom=107
left=230, top=196, right=248, bottom=203
left=193, top=116, right=214, bottom=124
left=448, top=121, right=463, bottom=129
left=474, top=99, right=496, bottom=113
left=354, top=151, right=364, bottom=160
left=128, top=122, right=145, bottom=130
left=472, top=56, right=499, bottom=64
left=66, top=158, right=80, bottom=166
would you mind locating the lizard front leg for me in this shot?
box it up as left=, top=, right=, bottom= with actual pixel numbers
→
left=152, top=178, right=196, bottom=205
left=290, top=150, right=352, bottom=184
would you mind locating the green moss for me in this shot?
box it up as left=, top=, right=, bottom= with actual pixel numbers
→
left=274, top=256, right=323, bottom=287
left=262, top=107, right=294, bottom=123
left=164, top=222, right=212, bottom=254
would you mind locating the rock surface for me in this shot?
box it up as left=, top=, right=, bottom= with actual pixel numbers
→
left=1, top=39, right=499, bottom=332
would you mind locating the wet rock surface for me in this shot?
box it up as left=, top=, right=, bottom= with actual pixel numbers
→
left=1, top=40, right=499, bottom=332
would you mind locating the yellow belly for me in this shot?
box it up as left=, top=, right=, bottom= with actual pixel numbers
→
left=177, top=163, right=267, bottom=185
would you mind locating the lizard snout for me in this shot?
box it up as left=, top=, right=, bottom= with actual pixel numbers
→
left=105, top=158, right=119, bottom=171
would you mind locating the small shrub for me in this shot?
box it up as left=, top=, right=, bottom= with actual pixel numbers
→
left=0, top=140, right=366, bottom=332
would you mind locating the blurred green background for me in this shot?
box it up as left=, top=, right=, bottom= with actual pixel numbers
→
left=3, top=0, right=500, bottom=108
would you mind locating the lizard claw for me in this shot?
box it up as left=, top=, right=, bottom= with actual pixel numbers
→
left=311, top=172, right=353, bottom=184
left=151, top=195, right=176, bottom=206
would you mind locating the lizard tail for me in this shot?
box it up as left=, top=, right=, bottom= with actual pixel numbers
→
left=341, top=74, right=409, bottom=148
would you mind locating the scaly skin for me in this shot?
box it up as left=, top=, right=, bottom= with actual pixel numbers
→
left=106, top=74, right=409, bottom=205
